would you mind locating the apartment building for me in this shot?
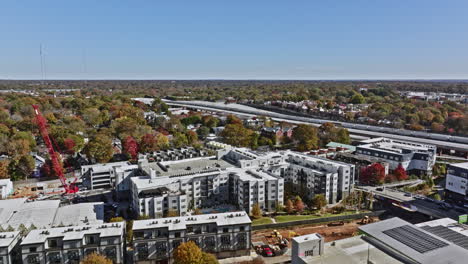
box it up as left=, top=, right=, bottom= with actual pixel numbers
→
left=80, top=161, right=136, bottom=190
left=445, top=162, right=468, bottom=205
left=20, top=223, right=125, bottom=264
left=355, top=137, right=436, bottom=175
left=0, top=179, right=13, bottom=199
left=284, top=153, right=354, bottom=203
left=138, top=147, right=208, bottom=163
left=0, top=232, right=21, bottom=264
left=229, top=169, right=284, bottom=212
left=132, top=212, right=251, bottom=263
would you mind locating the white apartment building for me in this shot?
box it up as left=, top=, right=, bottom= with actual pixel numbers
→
left=445, top=162, right=468, bottom=205
left=284, top=153, right=354, bottom=204
left=20, top=223, right=125, bottom=264
left=355, top=138, right=436, bottom=175
left=132, top=212, right=251, bottom=263
left=0, top=232, right=21, bottom=264
left=0, top=179, right=13, bottom=199
left=229, top=169, right=284, bottom=212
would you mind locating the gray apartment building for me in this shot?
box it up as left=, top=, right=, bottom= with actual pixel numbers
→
left=445, top=162, right=468, bottom=205
left=20, top=223, right=125, bottom=264
left=132, top=212, right=251, bottom=263
left=355, top=137, right=436, bottom=175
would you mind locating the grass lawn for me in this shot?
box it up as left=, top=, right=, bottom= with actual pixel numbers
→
left=252, top=217, right=273, bottom=226
left=274, top=211, right=362, bottom=223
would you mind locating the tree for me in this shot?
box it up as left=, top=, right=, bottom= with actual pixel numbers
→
left=193, top=208, right=202, bottom=215
left=220, top=123, right=254, bottom=147
left=81, top=108, right=103, bottom=127
left=0, top=160, right=9, bottom=179
left=350, top=93, right=365, bottom=104
left=201, top=252, right=219, bottom=264
left=197, top=126, right=210, bottom=139
left=172, top=132, right=188, bottom=148
left=12, top=155, right=35, bottom=180
left=336, top=128, right=351, bottom=144
left=292, top=124, right=319, bottom=151
left=123, top=136, right=139, bottom=160
left=139, top=133, right=159, bottom=153
left=80, top=252, right=112, bottom=264
left=311, top=194, right=327, bottom=210
left=186, top=130, right=198, bottom=145
left=83, top=134, right=114, bottom=163
left=166, top=210, right=179, bottom=217
left=295, top=196, right=305, bottom=213
left=173, top=241, right=204, bottom=264
left=226, top=114, right=242, bottom=125
left=433, top=193, right=441, bottom=201
left=360, top=163, right=386, bottom=185
left=251, top=203, right=262, bottom=219
left=202, top=115, right=219, bottom=128
left=155, top=133, right=170, bottom=150
left=285, top=199, right=294, bottom=214
left=393, top=164, right=408, bottom=181
left=109, top=217, right=124, bottom=222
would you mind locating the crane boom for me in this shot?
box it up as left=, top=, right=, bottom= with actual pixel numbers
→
left=32, top=105, right=78, bottom=194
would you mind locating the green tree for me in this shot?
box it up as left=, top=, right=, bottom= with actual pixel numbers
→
left=197, top=126, right=210, bottom=140
left=292, top=124, right=319, bottom=151
left=172, top=132, right=188, bottom=148
left=350, top=93, right=365, bottom=104
left=220, top=123, right=254, bottom=147
left=336, top=128, right=351, bottom=144
left=311, top=194, right=327, bottom=210
left=83, top=134, right=114, bottom=163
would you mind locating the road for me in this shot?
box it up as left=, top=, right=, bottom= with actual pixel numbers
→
left=164, top=100, right=468, bottom=152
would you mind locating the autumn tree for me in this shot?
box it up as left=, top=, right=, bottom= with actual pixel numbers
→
left=80, top=252, right=112, bottom=264
left=172, top=132, right=188, bottom=148
left=155, top=133, right=169, bottom=150
left=173, top=241, right=204, bottom=264
left=109, top=217, right=124, bottom=222
left=226, top=114, right=242, bottom=125
left=295, top=196, right=305, bottom=213
left=251, top=203, right=262, bottom=219
left=393, top=164, right=408, bottom=181
left=292, top=124, right=318, bottom=151
left=84, top=134, right=114, bottom=163
left=186, top=130, right=198, bottom=145
left=123, top=136, right=139, bottom=160
left=285, top=199, right=295, bottom=214
left=311, top=194, right=327, bottom=210
left=139, top=133, right=159, bottom=153
left=360, top=163, right=386, bottom=185
left=0, top=160, right=10, bottom=179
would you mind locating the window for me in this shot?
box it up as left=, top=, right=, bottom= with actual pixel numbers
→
left=175, top=232, right=181, bottom=238
left=67, top=250, right=80, bottom=264
left=240, top=226, right=245, bottom=232
left=223, top=227, right=229, bottom=233
left=48, top=239, right=58, bottom=248
left=27, top=254, right=40, bottom=264
left=48, top=252, right=61, bottom=264
left=137, top=244, right=149, bottom=260
left=29, top=247, right=37, bottom=253
left=305, top=249, right=315, bottom=257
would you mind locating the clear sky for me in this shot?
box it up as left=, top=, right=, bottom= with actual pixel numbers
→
left=1, top=0, right=468, bottom=80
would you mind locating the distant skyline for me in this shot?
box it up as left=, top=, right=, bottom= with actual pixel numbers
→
left=1, top=1, right=468, bottom=80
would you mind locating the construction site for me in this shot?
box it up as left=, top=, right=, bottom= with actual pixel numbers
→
left=251, top=216, right=379, bottom=258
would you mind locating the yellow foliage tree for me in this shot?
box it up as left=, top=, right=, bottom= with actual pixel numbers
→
left=80, top=252, right=112, bottom=264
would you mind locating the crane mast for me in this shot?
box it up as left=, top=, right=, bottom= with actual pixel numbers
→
left=32, top=105, right=78, bottom=194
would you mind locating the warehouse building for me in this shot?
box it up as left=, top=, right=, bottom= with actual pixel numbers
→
left=444, top=162, right=468, bottom=205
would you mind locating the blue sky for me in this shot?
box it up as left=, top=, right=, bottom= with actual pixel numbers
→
left=1, top=0, right=468, bottom=79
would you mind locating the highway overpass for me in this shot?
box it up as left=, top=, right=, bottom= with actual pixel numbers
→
left=163, top=100, right=468, bottom=153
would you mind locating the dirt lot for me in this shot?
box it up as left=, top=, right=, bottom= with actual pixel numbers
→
left=251, top=217, right=379, bottom=245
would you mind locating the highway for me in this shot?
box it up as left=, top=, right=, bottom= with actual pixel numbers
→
left=164, top=100, right=468, bottom=152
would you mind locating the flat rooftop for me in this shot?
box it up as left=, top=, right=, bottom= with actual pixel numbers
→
left=52, top=202, right=104, bottom=227
left=230, top=168, right=280, bottom=182
left=358, top=138, right=436, bottom=154
left=305, top=235, right=401, bottom=264
left=449, top=162, right=468, bottom=170
left=359, top=217, right=468, bottom=264
left=144, top=156, right=233, bottom=177
left=0, top=199, right=105, bottom=230
left=0, top=232, right=20, bottom=248
left=133, top=211, right=251, bottom=231
left=21, top=222, right=124, bottom=245
left=81, top=161, right=131, bottom=172
left=416, top=218, right=468, bottom=250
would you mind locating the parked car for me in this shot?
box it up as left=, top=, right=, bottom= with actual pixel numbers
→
left=263, top=247, right=274, bottom=257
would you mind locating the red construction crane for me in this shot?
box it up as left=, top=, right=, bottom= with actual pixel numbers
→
left=32, top=105, right=79, bottom=194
